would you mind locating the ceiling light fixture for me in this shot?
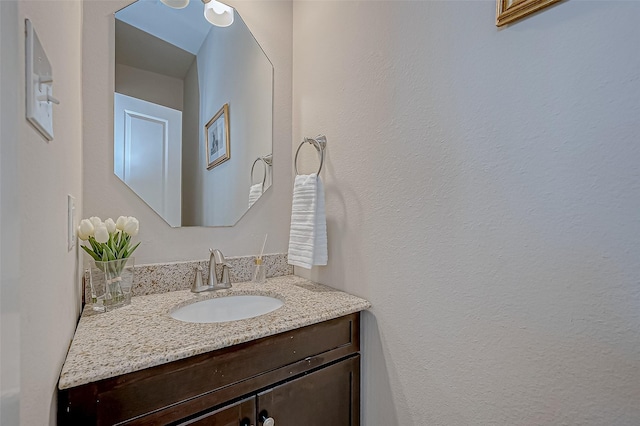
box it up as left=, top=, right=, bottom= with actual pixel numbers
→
left=202, top=0, right=234, bottom=27
left=160, top=0, right=190, bottom=9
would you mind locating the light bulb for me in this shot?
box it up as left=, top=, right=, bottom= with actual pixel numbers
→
left=203, top=0, right=234, bottom=27
left=160, top=0, right=189, bottom=9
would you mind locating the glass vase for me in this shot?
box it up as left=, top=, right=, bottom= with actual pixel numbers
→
left=88, top=257, right=135, bottom=312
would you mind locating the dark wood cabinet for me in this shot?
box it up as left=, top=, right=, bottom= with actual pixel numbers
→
left=58, top=313, right=361, bottom=426
left=173, top=356, right=359, bottom=426
left=257, top=356, right=359, bottom=426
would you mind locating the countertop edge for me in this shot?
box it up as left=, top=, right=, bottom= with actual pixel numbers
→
left=58, top=276, right=371, bottom=390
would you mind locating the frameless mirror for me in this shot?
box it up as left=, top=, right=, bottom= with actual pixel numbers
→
left=114, top=0, right=273, bottom=227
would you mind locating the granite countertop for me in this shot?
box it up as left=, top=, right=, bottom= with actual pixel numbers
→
left=58, top=275, right=371, bottom=390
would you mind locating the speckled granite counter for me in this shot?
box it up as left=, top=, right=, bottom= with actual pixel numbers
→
left=59, top=275, right=370, bottom=390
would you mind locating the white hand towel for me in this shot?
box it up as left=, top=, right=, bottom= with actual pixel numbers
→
left=288, top=173, right=328, bottom=269
left=248, top=183, right=263, bottom=208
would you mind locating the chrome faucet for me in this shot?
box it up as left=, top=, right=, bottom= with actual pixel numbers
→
left=209, top=248, right=233, bottom=289
left=191, top=248, right=233, bottom=293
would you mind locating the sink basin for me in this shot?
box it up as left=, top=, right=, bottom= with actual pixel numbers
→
left=170, top=295, right=283, bottom=323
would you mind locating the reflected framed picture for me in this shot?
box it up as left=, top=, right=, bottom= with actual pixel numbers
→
left=496, top=0, right=562, bottom=27
left=205, top=103, right=230, bottom=170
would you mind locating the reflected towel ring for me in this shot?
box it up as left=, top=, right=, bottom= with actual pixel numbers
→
left=251, top=156, right=269, bottom=188
left=294, top=135, right=327, bottom=175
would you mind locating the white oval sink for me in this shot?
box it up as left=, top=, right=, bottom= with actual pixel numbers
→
left=170, top=295, right=283, bottom=323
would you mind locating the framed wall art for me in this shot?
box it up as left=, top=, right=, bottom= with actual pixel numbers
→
left=205, top=103, right=230, bottom=170
left=496, top=0, right=562, bottom=27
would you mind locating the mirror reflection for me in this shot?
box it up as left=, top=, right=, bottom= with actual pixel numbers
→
left=114, top=0, right=273, bottom=227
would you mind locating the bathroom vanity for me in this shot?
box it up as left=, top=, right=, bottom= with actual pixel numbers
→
left=58, top=275, right=370, bottom=425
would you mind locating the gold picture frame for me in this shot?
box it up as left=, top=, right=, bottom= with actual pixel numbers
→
left=205, top=103, right=230, bottom=170
left=496, top=0, right=562, bottom=27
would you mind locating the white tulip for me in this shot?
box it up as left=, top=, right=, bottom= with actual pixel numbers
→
left=116, top=216, right=127, bottom=231
left=78, top=219, right=95, bottom=239
left=105, top=218, right=116, bottom=234
left=89, top=216, right=103, bottom=229
left=123, top=216, right=139, bottom=236
left=94, top=224, right=109, bottom=244
left=77, top=225, right=89, bottom=241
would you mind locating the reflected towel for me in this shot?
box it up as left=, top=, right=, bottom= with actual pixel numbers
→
left=288, top=173, right=327, bottom=269
left=248, top=183, right=263, bottom=208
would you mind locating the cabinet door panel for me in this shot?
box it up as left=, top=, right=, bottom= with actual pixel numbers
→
left=176, top=396, right=255, bottom=426
left=257, top=356, right=360, bottom=426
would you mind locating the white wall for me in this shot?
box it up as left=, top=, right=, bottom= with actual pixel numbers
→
left=1, top=2, right=21, bottom=423
left=182, top=59, right=201, bottom=225
left=293, top=1, right=640, bottom=424
left=14, top=1, right=83, bottom=424
left=115, top=63, right=185, bottom=111
left=83, top=0, right=292, bottom=263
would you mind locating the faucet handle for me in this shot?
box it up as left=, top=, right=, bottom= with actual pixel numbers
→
left=220, top=261, right=232, bottom=286
left=191, top=265, right=205, bottom=293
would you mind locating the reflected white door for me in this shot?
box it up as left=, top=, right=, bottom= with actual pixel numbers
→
left=114, top=93, right=182, bottom=227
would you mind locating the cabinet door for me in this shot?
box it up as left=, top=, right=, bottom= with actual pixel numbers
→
left=176, top=396, right=255, bottom=426
left=257, top=355, right=360, bottom=426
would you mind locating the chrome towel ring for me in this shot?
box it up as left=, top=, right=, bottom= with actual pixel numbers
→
left=294, top=135, right=327, bottom=175
left=251, top=154, right=272, bottom=188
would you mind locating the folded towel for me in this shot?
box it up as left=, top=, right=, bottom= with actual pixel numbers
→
left=248, top=183, right=263, bottom=208
left=288, top=173, right=327, bottom=269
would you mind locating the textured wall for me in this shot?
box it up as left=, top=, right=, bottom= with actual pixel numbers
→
left=293, top=1, right=640, bottom=424
left=17, top=1, right=84, bottom=424
left=83, top=0, right=292, bottom=264
left=1, top=2, right=21, bottom=423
